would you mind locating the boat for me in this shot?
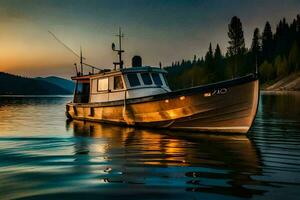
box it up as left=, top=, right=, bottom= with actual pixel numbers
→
left=66, top=30, right=259, bottom=134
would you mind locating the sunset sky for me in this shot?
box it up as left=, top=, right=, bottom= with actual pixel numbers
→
left=0, top=0, right=300, bottom=78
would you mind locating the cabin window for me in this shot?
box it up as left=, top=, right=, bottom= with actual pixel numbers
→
left=163, top=74, right=169, bottom=86
left=141, top=73, right=152, bottom=85
left=113, top=76, right=124, bottom=90
left=97, top=78, right=108, bottom=91
left=151, top=73, right=163, bottom=86
left=127, top=73, right=141, bottom=87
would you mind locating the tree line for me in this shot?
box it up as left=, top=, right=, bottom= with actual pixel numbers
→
left=165, top=15, right=300, bottom=89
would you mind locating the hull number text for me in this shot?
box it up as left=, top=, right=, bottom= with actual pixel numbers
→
left=204, top=88, right=228, bottom=97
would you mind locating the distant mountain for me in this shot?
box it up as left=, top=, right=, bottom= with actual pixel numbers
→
left=0, top=72, right=72, bottom=95
left=35, top=76, right=75, bottom=93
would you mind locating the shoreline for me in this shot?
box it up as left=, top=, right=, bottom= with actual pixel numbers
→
left=261, top=72, right=300, bottom=92
left=261, top=90, right=300, bottom=94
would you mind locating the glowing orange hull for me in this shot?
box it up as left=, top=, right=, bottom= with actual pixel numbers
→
left=66, top=74, right=259, bottom=134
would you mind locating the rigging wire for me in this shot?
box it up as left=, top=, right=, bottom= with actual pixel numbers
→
left=48, top=30, right=102, bottom=71
left=48, top=31, right=84, bottom=59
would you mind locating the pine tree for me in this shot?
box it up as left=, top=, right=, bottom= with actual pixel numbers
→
left=250, top=27, right=262, bottom=74
left=205, top=43, right=213, bottom=64
left=205, top=43, right=214, bottom=72
left=214, top=44, right=224, bottom=80
left=274, top=18, right=290, bottom=56
left=227, top=16, right=246, bottom=56
left=227, top=16, right=246, bottom=76
left=251, top=28, right=261, bottom=58
left=193, top=55, right=197, bottom=64
left=296, top=15, right=300, bottom=44
left=214, top=44, right=222, bottom=60
left=262, top=22, right=273, bottom=61
left=297, top=15, right=300, bottom=32
left=181, top=59, right=185, bottom=67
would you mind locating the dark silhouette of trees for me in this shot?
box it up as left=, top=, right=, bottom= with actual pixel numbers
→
left=214, top=44, right=225, bottom=80
left=249, top=28, right=262, bottom=74
left=214, top=44, right=222, bottom=59
left=262, top=22, right=273, bottom=62
left=227, top=16, right=246, bottom=77
left=259, top=18, right=300, bottom=82
left=205, top=43, right=214, bottom=72
left=251, top=28, right=261, bottom=60
left=165, top=14, right=300, bottom=90
left=227, top=16, right=246, bottom=56
left=193, top=55, right=197, bottom=64
left=274, top=18, right=289, bottom=57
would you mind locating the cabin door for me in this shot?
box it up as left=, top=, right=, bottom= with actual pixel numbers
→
left=74, top=81, right=90, bottom=103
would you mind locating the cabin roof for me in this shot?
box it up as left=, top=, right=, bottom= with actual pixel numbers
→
left=71, top=66, right=167, bottom=81
left=121, top=66, right=167, bottom=74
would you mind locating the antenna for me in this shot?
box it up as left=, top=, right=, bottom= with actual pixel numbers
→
left=112, top=27, right=125, bottom=70
left=80, top=46, right=83, bottom=75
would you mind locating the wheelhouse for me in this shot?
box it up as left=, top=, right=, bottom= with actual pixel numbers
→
left=72, top=66, right=170, bottom=103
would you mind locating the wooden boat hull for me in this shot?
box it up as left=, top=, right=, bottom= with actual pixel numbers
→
left=66, top=74, right=259, bottom=134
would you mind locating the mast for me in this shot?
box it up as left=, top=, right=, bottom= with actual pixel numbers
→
left=80, top=46, right=83, bottom=75
left=112, top=27, right=125, bottom=70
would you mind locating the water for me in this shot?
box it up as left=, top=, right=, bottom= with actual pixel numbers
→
left=0, top=93, right=299, bottom=200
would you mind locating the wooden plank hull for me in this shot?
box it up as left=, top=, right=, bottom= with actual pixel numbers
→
left=66, top=74, right=259, bottom=134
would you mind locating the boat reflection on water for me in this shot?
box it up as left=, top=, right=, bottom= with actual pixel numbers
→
left=66, top=120, right=265, bottom=198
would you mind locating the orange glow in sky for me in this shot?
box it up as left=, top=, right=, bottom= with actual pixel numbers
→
left=0, top=0, right=299, bottom=78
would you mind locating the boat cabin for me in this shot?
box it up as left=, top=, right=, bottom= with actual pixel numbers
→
left=72, top=66, right=171, bottom=104
left=71, top=29, right=171, bottom=104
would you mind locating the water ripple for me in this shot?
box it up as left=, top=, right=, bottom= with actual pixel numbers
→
left=0, top=93, right=300, bottom=199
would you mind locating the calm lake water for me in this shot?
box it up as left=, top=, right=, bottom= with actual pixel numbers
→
left=0, top=93, right=299, bottom=200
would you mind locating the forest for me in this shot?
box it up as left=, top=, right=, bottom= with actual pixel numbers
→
left=165, top=15, right=300, bottom=90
